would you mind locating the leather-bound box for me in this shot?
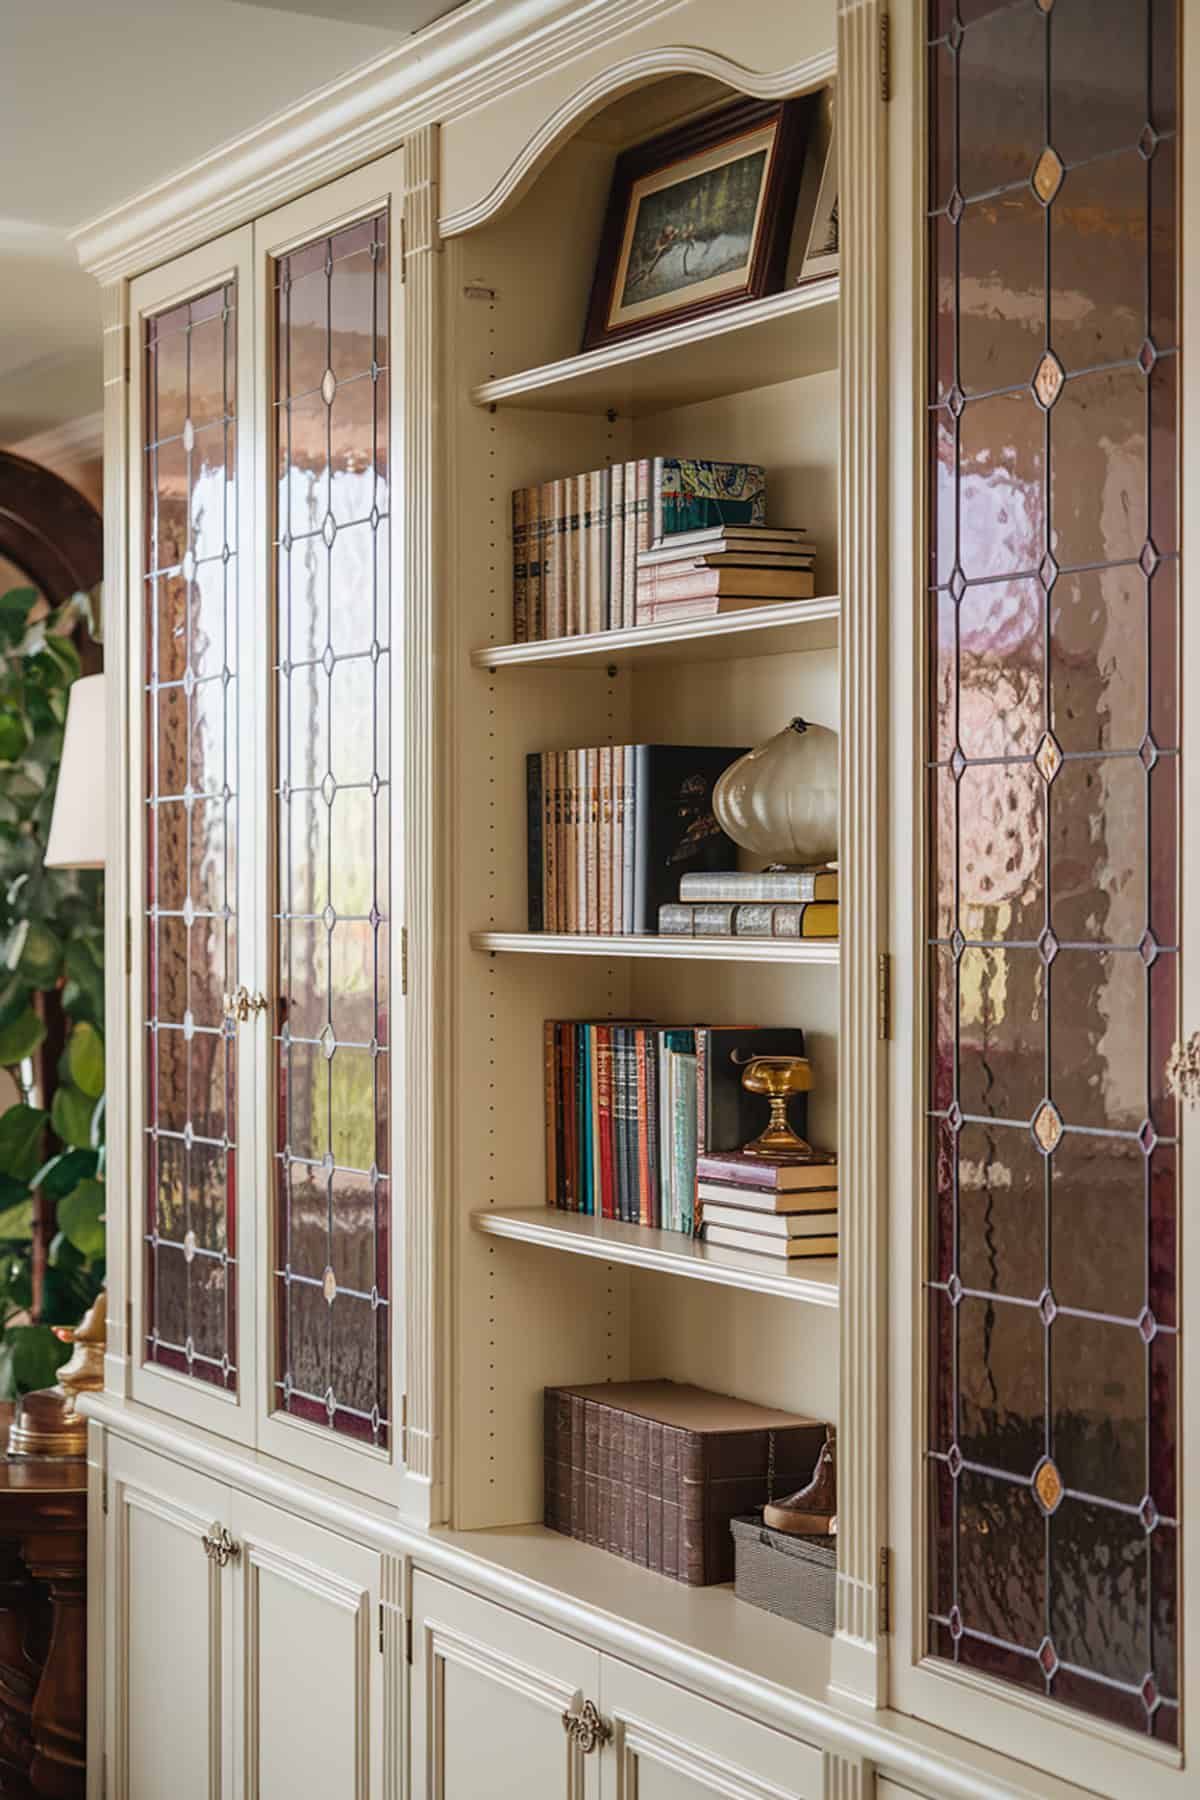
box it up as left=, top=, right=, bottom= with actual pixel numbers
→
left=543, top=1379, right=825, bottom=1585
left=730, top=1514, right=837, bottom=1634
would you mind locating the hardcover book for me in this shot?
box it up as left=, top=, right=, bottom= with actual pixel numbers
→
left=703, top=1223, right=838, bottom=1259
left=650, top=459, right=767, bottom=540
left=679, top=869, right=839, bottom=903
left=543, top=1380, right=826, bottom=1584
left=697, top=1147, right=837, bottom=1190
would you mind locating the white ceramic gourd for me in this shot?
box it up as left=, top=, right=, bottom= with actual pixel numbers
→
left=712, top=716, right=838, bottom=865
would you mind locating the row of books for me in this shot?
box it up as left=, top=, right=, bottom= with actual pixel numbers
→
left=511, top=456, right=766, bottom=641
left=659, top=901, right=838, bottom=939
left=526, top=743, right=744, bottom=935
left=636, top=524, right=817, bottom=623
left=543, top=1021, right=808, bottom=1234
left=543, top=1379, right=825, bottom=1585
left=698, top=1148, right=839, bottom=1261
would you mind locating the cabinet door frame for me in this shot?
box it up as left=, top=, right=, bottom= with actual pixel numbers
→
left=127, top=226, right=262, bottom=1444
left=250, top=152, right=408, bottom=1502
left=106, top=1438, right=233, bottom=1800
left=884, top=0, right=1197, bottom=1793
left=231, top=1491, right=382, bottom=1800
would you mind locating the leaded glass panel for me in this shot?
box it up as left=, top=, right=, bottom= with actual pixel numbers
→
left=272, top=214, right=391, bottom=1448
left=926, top=0, right=1179, bottom=1739
left=143, top=283, right=239, bottom=1390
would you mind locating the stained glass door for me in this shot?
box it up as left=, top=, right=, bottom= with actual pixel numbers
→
left=129, top=229, right=260, bottom=1438
left=921, top=0, right=1180, bottom=1751
left=253, top=160, right=401, bottom=1487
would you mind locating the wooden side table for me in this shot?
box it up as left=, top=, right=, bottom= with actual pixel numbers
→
left=0, top=1404, right=86, bottom=1798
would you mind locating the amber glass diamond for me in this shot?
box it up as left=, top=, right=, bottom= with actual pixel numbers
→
left=1033, top=147, right=1065, bottom=204
left=1035, top=731, right=1063, bottom=783
left=1034, top=351, right=1064, bottom=409
left=1034, top=1457, right=1064, bottom=1514
left=1032, top=1100, right=1063, bottom=1152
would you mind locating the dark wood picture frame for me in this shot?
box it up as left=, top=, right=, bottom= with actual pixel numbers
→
left=582, top=95, right=811, bottom=352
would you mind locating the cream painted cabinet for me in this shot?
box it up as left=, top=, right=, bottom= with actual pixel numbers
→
left=410, top=1575, right=822, bottom=1800
left=599, top=1659, right=822, bottom=1800
left=410, top=1573, right=601, bottom=1800
left=104, top=1437, right=382, bottom=1800
left=105, top=1438, right=233, bottom=1800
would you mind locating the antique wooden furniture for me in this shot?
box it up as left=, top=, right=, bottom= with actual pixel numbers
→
left=0, top=1405, right=86, bottom=1799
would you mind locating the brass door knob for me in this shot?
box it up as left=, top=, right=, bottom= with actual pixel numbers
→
left=222, top=986, right=269, bottom=1026
left=561, top=1697, right=611, bottom=1755
left=1165, top=1034, right=1200, bottom=1107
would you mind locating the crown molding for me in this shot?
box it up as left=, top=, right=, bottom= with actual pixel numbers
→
left=71, top=0, right=672, bottom=282
left=437, top=43, right=837, bottom=237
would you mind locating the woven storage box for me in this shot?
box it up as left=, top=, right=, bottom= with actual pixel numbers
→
left=730, top=1514, right=837, bottom=1635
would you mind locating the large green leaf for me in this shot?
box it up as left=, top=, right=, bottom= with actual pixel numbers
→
left=50, top=1084, right=93, bottom=1149
left=0, top=1199, right=33, bottom=1241
left=0, top=1006, right=45, bottom=1067
left=35, top=1147, right=98, bottom=1200
left=0, top=1324, right=70, bottom=1397
left=63, top=939, right=104, bottom=1023
left=57, top=1179, right=105, bottom=1258
left=66, top=1021, right=104, bottom=1098
left=0, top=1104, right=48, bottom=1182
left=12, top=921, right=61, bottom=987
left=0, top=715, right=27, bottom=763
left=0, top=589, right=37, bottom=649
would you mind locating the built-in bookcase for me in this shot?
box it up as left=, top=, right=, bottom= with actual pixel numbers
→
left=446, top=75, right=843, bottom=1532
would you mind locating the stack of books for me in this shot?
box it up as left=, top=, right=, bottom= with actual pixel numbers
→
left=544, top=1022, right=808, bottom=1233
left=698, top=1149, right=839, bottom=1260
left=543, top=1379, right=826, bottom=1585
left=511, top=457, right=766, bottom=642
left=659, top=865, right=839, bottom=939
left=635, top=525, right=817, bottom=623
left=526, top=742, right=745, bottom=934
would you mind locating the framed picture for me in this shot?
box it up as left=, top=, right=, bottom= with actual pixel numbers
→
left=582, top=96, right=809, bottom=351
left=798, top=105, right=838, bottom=282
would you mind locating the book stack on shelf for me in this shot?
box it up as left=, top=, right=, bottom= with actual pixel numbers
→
left=511, top=456, right=766, bottom=641
left=544, top=1022, right=808, bottom=1232
left=636, top=525, right=816, bottom=623
left=527, top=743, right=744, bottom=934
left=660, top=864, right=838, bottom=941
left=543, top=1378, right=826, bottom=1585
left=698, top=1149, right=838, bottom=1261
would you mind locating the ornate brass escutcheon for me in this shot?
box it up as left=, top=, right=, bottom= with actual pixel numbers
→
left=223, top=985, right=269, bottom=1027
left=201, top=1524, right=241, bottom=1567
left=1165, top=1033, right=1200, bottom=1107
left=561, top=1697, right=612, bottom=1755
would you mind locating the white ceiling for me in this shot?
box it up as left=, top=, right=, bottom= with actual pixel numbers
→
left=0, top=0, right=462, bottom=445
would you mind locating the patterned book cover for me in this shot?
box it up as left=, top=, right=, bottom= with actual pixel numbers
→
left=650, top=458, right=767, bottom=542
left=630, top=743, right=746, bottom=934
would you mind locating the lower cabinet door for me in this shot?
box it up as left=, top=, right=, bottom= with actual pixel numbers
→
left=599, top=1657, right=824, bottom=1800
left=410, top=1573, right=601, bottom=1800
left=231, top=1492, right=382, bottom=1800
left=106, top=1438, right=233, bottom=1800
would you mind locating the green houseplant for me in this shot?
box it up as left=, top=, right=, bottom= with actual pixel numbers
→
left=0, top=584, right=105, bottom=1395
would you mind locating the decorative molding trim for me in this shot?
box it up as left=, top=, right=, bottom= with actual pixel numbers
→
left=381, top=1555, right=406, bottom=1800
left=824, top=1752, right=872, bottom=1800
left=71, top=0, right=667, bottom=281
left=402, top=124, right=447, bottom=1504
left=833, top=0, right=890, bottom=1705
left=5, top=410, right=104, bottom=467
left=439, top=43, right=838, bottom=237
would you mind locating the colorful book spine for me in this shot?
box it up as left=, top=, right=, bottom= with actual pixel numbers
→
left=527, top=482, right=542, bottom=639
left=512, top=486, right=529, bottom=641
left=609, top=461, right=624, bottom=633
left=525, top=753, right=543, bottom=931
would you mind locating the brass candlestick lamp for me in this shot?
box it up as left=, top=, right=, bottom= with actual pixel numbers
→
left=733, top=1053, right=814, bottom=1162
left=7, top=1291, right=107, bottom=1460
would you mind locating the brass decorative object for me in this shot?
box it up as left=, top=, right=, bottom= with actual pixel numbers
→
left=201, top=1523, right=241, bottom=1567
left=763, top=1423, right=837, bottom=1536
left=734, top=1053, right=814, bottom=1161
left=7, top=1291, right=106, bottom=1460
left=561, top=1698, right=612, bottom=1755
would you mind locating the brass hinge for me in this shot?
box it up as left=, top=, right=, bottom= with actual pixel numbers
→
left=378, top=1601, right=385, bottom=1654
left=879, top=1545, right=892, bottom=1634
left=401, top=927, right=409, bottom=997
left=880, top=11, right=892, bottom=103
left=877, top=952, right=891, bottom=1041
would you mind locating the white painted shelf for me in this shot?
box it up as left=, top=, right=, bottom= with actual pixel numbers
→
left=470, top=931, right=839, bottom=966
left=471, top=595, right=840, bottom=671
left=472, top=1207, right=839, bottom=1307
left=471, top=280, right=839, bottom=416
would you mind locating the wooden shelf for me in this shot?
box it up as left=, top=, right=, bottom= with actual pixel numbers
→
left=471, top=931, right=839, bottom=966
left=471, top=280, right=839, bottom=416
left=472, top=1207, right=839, bottom=1307
left=470, top=596, right=839, bottom=671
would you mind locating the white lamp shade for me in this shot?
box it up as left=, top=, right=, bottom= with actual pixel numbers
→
left=44, top=673, right=107, bottom=870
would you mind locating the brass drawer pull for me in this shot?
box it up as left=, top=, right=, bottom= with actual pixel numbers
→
left=201, top=1524, right=241, bottom=1567
left=223, top=986, right=269, bottom=1027
left=561, top=1697, right=611, bottom=1755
